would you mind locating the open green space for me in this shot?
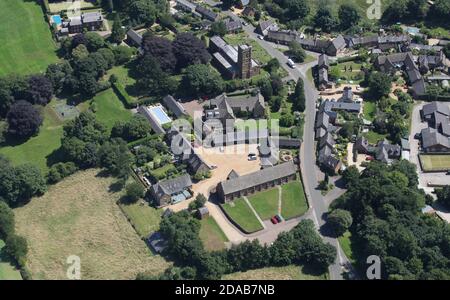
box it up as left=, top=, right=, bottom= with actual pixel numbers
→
left=247, top=188, right=279, bottom=220
left=224, top=33, right=271, bottom=65
left=91, top=88, right=133, bottom=130
left=222, top=198, right=263, bottom=233
left=48, top=0, right=96, bottom=13
left=0, top=102, right=64, bottom=173
left=335, top=61, right=364, bottom=83
left=362, top=130, right=388, bottom=144
left=0, top=240, right=22, bottom=280
left=222, top=264, right=328, bottom=280
left=419, top=154, right=450, bottom=172
left=0, top=0, right=58, bottom=76
left=363, top=101, right=377, bottom=121
left=199, top=217, right=229, bottom=252
left=119, top=202, right=163, bottom=238
left=280, top=180, right=308, bottom=219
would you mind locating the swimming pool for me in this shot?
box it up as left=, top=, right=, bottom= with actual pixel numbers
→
left=150, top=105, right=172, bottom=124
left=52, top=15, right=62, bottom=25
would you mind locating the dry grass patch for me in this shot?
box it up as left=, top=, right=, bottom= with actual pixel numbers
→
left=222, top=265, right=328, bottom=280
left=14, top=169, right=170, bottom=279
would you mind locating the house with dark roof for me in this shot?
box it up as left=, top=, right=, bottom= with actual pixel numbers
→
left=150, top=173, right=193, bottom=207
left=256, top=20, right=279, bottom=36
left=421, top=101, right=450, bottom=124
left=354, top=136, right=370, bottom=154
left=175, top=0, right=197, bottom=12
left=420, top=127, right=450, bottom=153
left=195, top=6, right=219, bottom=22
left=146, top=232, right=168, bottom=254
left=317, top=54, right=331, bottom=90
left=162, top=95, right=187, bottom=118
left=217, top=161, right=298, bottom=202
left=126, top=29, right=143, bottom=47
left=61, top=11, right=103, bottom=34
left=242, top=6, right=256, bottom=17
left=418, top=51, right=446, bottom=74
left=223, top=18, right=242, bottom=33
left=375, top=140, right=401, bottom=164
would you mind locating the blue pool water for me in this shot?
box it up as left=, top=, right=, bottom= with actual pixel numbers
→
left=52, top=15, right=62, bottom=25
left=150, top=106, right=172, bottom=124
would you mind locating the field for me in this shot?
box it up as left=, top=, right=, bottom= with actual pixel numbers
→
left=420, top=154, right=450, bottom=172
left=14, top=169, right=170, bottom=279
left=0, top=240, right=22, bottom=280
left=91, top=89, right=133, bottom=130
left=48, top=0, right=96, bottom=13
left=247, top=188, right=279, bottom=220
left=222, top=265, right=328, bottom=280
left=222, top=198, right=263, bottom=233
left=119, top=202, right=163, bottom=238
left=199, top=217, right=229, bottom=251
left=280, top=180, right=308, bottom=219
left=0, top=0, right=58, bottom=76
left=0, top=102, right=64, bottom=173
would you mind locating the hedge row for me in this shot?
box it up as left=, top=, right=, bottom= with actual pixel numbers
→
left=112, top=82, right=137, bottom=108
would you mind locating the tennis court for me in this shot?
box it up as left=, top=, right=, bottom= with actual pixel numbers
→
left=419, top=154, right=450, bottom=172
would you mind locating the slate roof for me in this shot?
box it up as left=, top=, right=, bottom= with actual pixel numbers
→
left=355, top=136, right=370, bottom=153
left=421, top=127, right=450, bottom=149
left=162, top=95, right=187, bottom=117
left=422, top=102, right=450, bottom=117
left=219, top=161, right=297, bottom=195
left=127, top=29, right=143, bottom=46
left=227, top=169, right=240, bottom=180
left=224, top=19, right=242, bottom=32
left=195, top=6, right=218, bottom=21
left=318, top=54, right=329, bottom=69
left=151, top=174, right=193, bottom=199
left=375, top=140, right=401, bottom=163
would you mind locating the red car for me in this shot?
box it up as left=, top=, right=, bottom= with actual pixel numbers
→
left=366, top=156, right=374, bottom=161
left=271, top=217, right=278, bottom=224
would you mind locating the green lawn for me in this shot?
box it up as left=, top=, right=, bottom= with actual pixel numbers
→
left=91, top=89, right=133, bottom=130
left=338, top=231, right=356, bottom=265
left=199, top=217, right=229, bottom=252
left=363, top=101, right=377, bottom=121
left=0, top=0, right=58, bottom=76
left=223, top=265, right=328, bottom=280
left=0, top=103, right=64, bottom=173
left=419, top=154, right=450, bottom=172
left=281, top=180, right=308, bottom=219
left=0, top=240, right=22, bottom=280
left=222, top=198, right=263, bottom=233
left=247, top=188, right=279, bottom=220
left=362, top=130, right=388, bottom=144
left=119, top=202, right=163, bottom=238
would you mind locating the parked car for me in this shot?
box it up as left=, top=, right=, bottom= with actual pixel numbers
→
left=242, top=21, right=248, bottom=26
left=366, top=156, right=374, bottom=161
left=271, top=217, right=278, bottom=224
left=258, top=35, right=264, bottom=40
left=248, top=156, right=257, bottom=161
left=414, top=132, right=421, bottom=139
left=275, top=215, right=282, bottom=223
left=287, top=58, right=296, bottom=68
left=446, top=170, right=450, bottom=175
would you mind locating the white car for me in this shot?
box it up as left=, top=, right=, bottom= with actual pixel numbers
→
left=258, top=35, right=264, bottom=40
left=287, top=58, right=296, bottom=68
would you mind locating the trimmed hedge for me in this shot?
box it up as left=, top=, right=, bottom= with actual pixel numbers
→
left=112, top=82, right=137, bottom=108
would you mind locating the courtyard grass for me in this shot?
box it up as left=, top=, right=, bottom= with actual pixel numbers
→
left=281, top=180, right=308, bottom=219
left=91, top=88, right=133, bottom=130
left=362, top=130, right=388, bottom=144
left=419, top=154, right=450, bottom=172
left=0, top=0, right=58, bottom=76
left=222, top=198, right=263, bottom=233
left=363, top=101, right=377, bottom=122
left=247, top=188, right=279, bottom=220
left=0, top=102, right=64, bottom=173
left=14, top=169, right=170, bottom=279
left=199, top=217, right=229, bottom=252
left=0, top=240, right=22, bottom=280
left=223, top=33, right=271, bottom=65
left=119, top=202, right=163, bottom=238
left=222, top=265, right=328, bottom=280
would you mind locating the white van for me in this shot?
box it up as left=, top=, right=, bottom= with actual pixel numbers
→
left=287, top=59, right=296, bottom=68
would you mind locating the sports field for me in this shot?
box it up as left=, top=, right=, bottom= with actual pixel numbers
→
left=14, top=169, right=170, bottom=279
left=420, top=154, right=450, bottom=172
left=0, top=0, right=58, bottom=76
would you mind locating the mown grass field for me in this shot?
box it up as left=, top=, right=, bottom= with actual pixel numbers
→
left=247, top=188, right=279, bottom=220
left=199, top=217, right=229, bottom=251
left=14, top=169, right=170, bottom=279
left=119, top=202, right=163, bottom=238
left=420, top=154, right=450, bottom=172
left=0, top=240, right=22, bottom=280
left=91, top=89, right=133, bottom=130
left=280, top=180, right=308, bottom=219
left=222, top=265, right=328, bottom=280
left=222, top=198, right=263, bottom=233
left=0, top=102, right=64, bottom=173
left=0, top=0, right=58, bottom=76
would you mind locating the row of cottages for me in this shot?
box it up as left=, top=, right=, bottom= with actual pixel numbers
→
left=60, top=12, right=103, bottom=35
left=345, top=34, right=411, bottom=51
left=174, top=0, right=219, bottom=21
left=317, top=54, right=331, bottom=90
left=265, top=30, right=346, bottom=56
left=217, top=161, right=298, bottom=202
left=419, top=102, right=450, bottom=153
left=150, top=173, right=193, bottom=207
left=375, top=52, right=426, bottom=97
left=209, top=36, right=261, bottom=79
left=203, top=92, right=266, bottom=130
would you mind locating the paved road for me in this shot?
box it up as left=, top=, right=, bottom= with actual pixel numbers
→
left=226, top=13, right=351, bottom=280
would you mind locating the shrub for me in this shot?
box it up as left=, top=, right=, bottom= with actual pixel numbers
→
left=125, top=182, right=145, bottom=202
left=112, top=82, right=136, bottom=108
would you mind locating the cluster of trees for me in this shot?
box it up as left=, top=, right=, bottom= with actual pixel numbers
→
left=262, top=0, right=360, bottom=31
left=107, top=0, right=169, bottom=27
left=436, top=186, right=450, bottom=210
left=383, top=0, right=450, bottom=26
left=111, top=115, right=152, bottom=142
left=137, top=33, right=218, bottom=97
left=138, top=210, right=336, bottom=280
left=336, top=161, right=450, bottom=279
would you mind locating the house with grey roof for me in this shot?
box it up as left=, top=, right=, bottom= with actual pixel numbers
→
left=420, top=127, right=450, bottom=153
left=175, top=0, right=197, bottom=12
left=126, top=29, right=143, bottom=47
left=375, top=140, right=401, bottom=164
left=162, top=95, right=187, bottom=118
left=146, top=232, right=168, bottom=254
left=317, top=54, right=331, bottom=90
left=354, top=136, right=370, bottom=154
left=256, top=20, right=279, bottom=36
left=195, top=5, right=218, bottom=21
left=138, top=106, right=166, bottom=134
left=62, top=11, right=103, bottom=34
left=150, top=173, right=193, bottom=207
left=217, top=161, right=298, bottom=202
left=223, top=18, right=242, bottom=33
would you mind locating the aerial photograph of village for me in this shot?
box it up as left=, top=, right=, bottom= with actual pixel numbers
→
left=0, top=0, right=449, bottom=283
